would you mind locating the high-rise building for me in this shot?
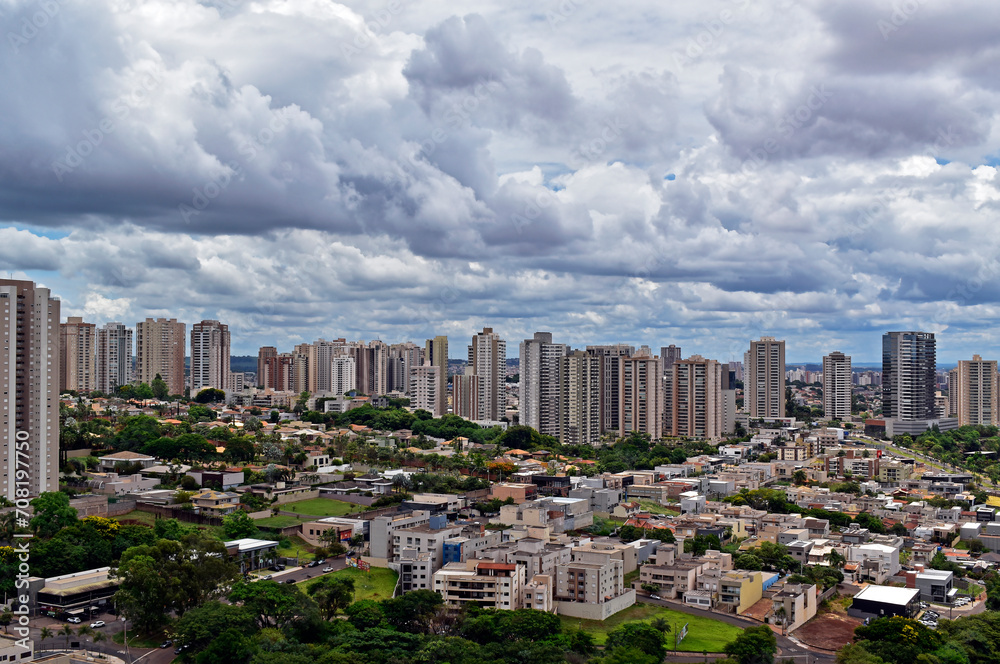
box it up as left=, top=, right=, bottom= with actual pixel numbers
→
left=292, top=343, right=311, bottom=394
left=559, top=350, right=601, bottom=445
left=586, top=344, right=634, bottom=434
left=357, top=340, right=389, bottom=396
left=822, top=351, right=852, bottom=420
left=468, top=328, right=506, bottom=421
left=190, top=320, right=231, bottom=393
left=665, top=355, right=724, bottom=440
left=332, top=356, right=357, bottom=395
left=745, top=337, right=786, bottom=419
left=59, top=316, right=96, bottom=393
left=389, top=342, right=424, bottom=394
left=410, top=364, right=442, bottom=417
left=951, top=355, right=998, bottom=426
left=660, top=345, right=682, bottom=378
left=262, top=353, right=293, bottom=392
left=425, top=336, right=449, bottom=416
left=519, top=332, right=567, bottom=437
left=453, top=371, right=480, bottom=420
left=1, top=279, right=60, bottom=500
left=619, top=346, right=663, bottom=438
left=882, top=331, right=936, bottom=422
left=136, top=318, right=186, bottom=395
left=306, top=339, right=345, bottom=394
left=96, top=322, right=133, bottom=394
left=257, top=347, right=277, bottom=388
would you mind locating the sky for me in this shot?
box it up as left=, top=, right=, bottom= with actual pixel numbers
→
left=2, top=0, right=1000, bottom=362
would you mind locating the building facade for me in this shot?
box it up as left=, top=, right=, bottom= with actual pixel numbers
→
left=882, top=331, right=936, bottom=421
left=822, top=351, right=852, bottom=420
left=619, top=347, right=663, bottom=438
left=96, top=322, right=133, bottom=394
left=59, top=316, right=96, bottom=393
left=425, top=335, right=449, bottom=416
left=409, top=364, right=442, bottom=417
left=0, top=279, right=60, bottom=500
left=952, top=355, right=998, bottom=426
left=519, top=332, right=567, bottom=438
left=136, top=317, right=186, bottom=395
left=665, top=355, right=725, bottom=440
left=559, top=350, right=601, bottom=445
left=587, top=344, right=634, bottom=434
left=190, top=319, right=231, bottom=393
left=745, top=337, right=786, bottom=419
left=469, top=328, right=507, bottom=421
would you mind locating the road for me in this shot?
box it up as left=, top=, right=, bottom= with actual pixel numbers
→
left=637, top=596, right=836, bottom=663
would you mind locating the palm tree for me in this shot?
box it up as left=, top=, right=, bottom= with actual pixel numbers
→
left=76, top=625, right=93, bottom=651
left=39, top=627, right=53, bottom=651
left=59, top=624, right=74, bottom=649
left=650, top=617, right=672, bottom=634
left=825, top=549, right=846, bottom=570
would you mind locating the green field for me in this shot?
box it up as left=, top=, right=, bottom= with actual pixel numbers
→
left=637, top=500, right=680, bottom=516
left=558, top=603, right=742, bottom=652
left=254, top=515, right=306, bottom=528
left=277, top=535, right=317, bottom=562
left=299, top=566, right=398, bottom=602
left=281, top=498, right=361, bottom=517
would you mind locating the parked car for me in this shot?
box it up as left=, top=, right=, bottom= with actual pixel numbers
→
left=66, top=617, right=82, bottom=624
left=314, top=559, right=326, bottom=565
left=262, top=575, right=273, bottom=580
left=160, top=640, right=173, bottom=649
left=308, top=561, right=320, bottom=568
left=90, top=621, right=106, bottom=629
left=174, top=644, right=191, bottom=655
left=284, top=579, right=296, bottom=584
left=322, top=567, right=334, bottom=573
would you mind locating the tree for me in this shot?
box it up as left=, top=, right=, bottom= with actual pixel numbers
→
left=114, top=553, right=170, bottom=634
left=195, top=388, right=227, bottom=403
left=29, top=492, right=78, bottom=537
left=228, top=580, right=315, bottom=630
left=188, top=404, right=217, bottom=421
left=59, top=624, right=75, bottom=650
left=853, top=617, right=941, bottom=664
left=172, top=601, right=258, bottom=654
left=684, top=534, right=722, bottom=556
left=0, top=611, right=11, bottom=633
left=307, top=575, right=355, bottom=620
left=152, top=373, right=169, bottom=400
left=723, top=624, right=778, bottom=664
left=222, top=510, right=259, bottom=539
left=381, top=589, right=444, bottom=633
left=605, top=622, right=666, bottom=662
left=344, top=599, right=385, bottom=630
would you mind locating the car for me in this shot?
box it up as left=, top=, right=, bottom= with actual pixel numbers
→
left=90, top=621, right=106, bottom=629
left=284, top=579, right=296, bottom=584
left=314, top=559, right=326, bottom=565
left=174, top=644, right=191, bottom=655
left=308, top=561, right=320, bottom=568
left=650, top=594, right=661, bottom=600
left=66, top=617, right=82, bottom=624
left=322, top=567, right=334, bottom=572
left=160, top=640, right=173, bottom=649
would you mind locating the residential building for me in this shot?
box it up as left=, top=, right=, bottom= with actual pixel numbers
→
left=0, top=279, right=60, bottom=500
left=388, top=341, right=423, bottom=394
left=719, top=570, right=764, bottom=615
left=586, top=344, right=634, bottom=434
left=190, top=320, right=231, bottom=393
left=468, top=328, right=507, bottom=421
left=848, top=543, right=900, bottom=583
left=745, top=337, right=786, bottom=419
left=619, top=346, right=664, bottom=438
left=952, top=355, right=999, bottom=426
left=257, top=346, right=277, bottom=388
left=136, top=317, right=186, bottom=395
left=96, top=322, right=133, bottom=394
left=191, top=489, right=241, bottom=517
left=559, top=350, right=602, bottom=445
left=554, top=549, right=635, bottom=620
left=848, top=585, right=919, bottom=619
left=520, top=332, right=567, bottom=438
left=59, top=316, right=96, bottom=393
left=822, top=351, right=852, bottom=420
left=331, top=355, right=357, bottom=396
left=370, top=511, right=435, bottom=564
left=434, top=560, right=527, bottom=611
left=661, top=344, right=682, bottom=378
left=452, top=370, right=480, bottom=420
left=912, top=569, right=956, bottom=603
left=262, top=352, right=293, bottom=391
left=409, top=364, right=442, bottom=416
left=882, top=331, right=937, bottom=422
left=424, top=335, right=449, bottom=416
left=306, top=339, right=344, bottom=394
left=773, top=582, right=818, bottom=632
left=291, top=343, right=310, bottom=394
left=665, top=355, right=725, bottom=440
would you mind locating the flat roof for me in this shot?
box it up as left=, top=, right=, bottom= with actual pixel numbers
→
left=225, top=538, right=280, bottom=552
left=854, top=585, right=919, bottom=606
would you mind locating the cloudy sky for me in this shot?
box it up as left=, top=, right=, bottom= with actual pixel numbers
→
left=3, top=0, right=1000, bottom=362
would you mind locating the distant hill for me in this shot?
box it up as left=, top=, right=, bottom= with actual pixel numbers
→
left=231, top=356, right=258, bottom=373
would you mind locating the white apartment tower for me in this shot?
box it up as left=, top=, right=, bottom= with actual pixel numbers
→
left=424, top=336, right=449, bottom=416
left=586, top=344, right=634, bottom=434
left=331, top=356, right=357, bottom=395
left=619, top=346, right=664, bottom=438
left=59, top=316, right=96, bottom=393
left=409, top=364, right=442, bottom=417
left=745, top=337, right=786, bottom=419
left=822, top=351, right=852, bottom=420
left=1, top=279, right=60, bottom=500
left=519, top=332, right=568, bottom=437
left=96, top=322, right=133, bottom=394
left=190, top=319, right=231, bottom=393
left=468, top=328, right=506, bottom=421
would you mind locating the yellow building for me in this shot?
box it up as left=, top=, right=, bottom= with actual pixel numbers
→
left=719, top=570, right=763, bottom=615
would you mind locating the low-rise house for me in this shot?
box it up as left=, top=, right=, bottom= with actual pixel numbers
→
left=718, top=570, right=764, bottom=615
left=192, top=489, right=241, bottom=517
left=772, top=582, right=818, bottom=632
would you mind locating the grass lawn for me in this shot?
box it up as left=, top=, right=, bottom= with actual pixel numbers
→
left=254, top=515, right=306, bottom=528
left=299, top=566, right=398, bottom=602
left=277, top=534, right=316, bottom=562
left=637, top=500, right=680, bottom=516
left=558, top=603, right=742, bottom=652
left=113, top=510, right=159, bottom=527
left=281, top=498, right=361, bottom=517
left=623, top=569, right=640, bottom=588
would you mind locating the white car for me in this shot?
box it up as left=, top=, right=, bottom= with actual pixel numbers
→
left=322, top=567, right=334, bottom=572
left=90, top=621, right=106, bottom=629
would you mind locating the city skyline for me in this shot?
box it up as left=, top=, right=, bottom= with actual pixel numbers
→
left=3, top=3, right=1000, bottom=363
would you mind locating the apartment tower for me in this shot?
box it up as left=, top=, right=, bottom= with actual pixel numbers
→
left=59, top=316, right=96, bottom=393
left=136, top=318, right=186, bottom=395
left=425, top=336, right=449, bottom=416
left=1, top=279, right=60, bottom=500
left=519, top=332, right=567, bottom=437
left=257, top=347, right=277, bottom=388
left=822, top=351, right=852, bottom=420
left=745, top=337, right=786, bottom=419
left=190, top=320, right=231, bottom=393
left=952, top=355, right=998, bottom=426
left=586, top=344, right=634, bottom=434
left=882, top=331, right=936, bottom=421
left=559, top=350, right=601, bottom=445
left=665, top=355, right=725, bottom=440
left=468, top=328, right=506, bottom=421
left=618, top=346, right=664, bottom=438
left=96, top=322, right=133, bottom=394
